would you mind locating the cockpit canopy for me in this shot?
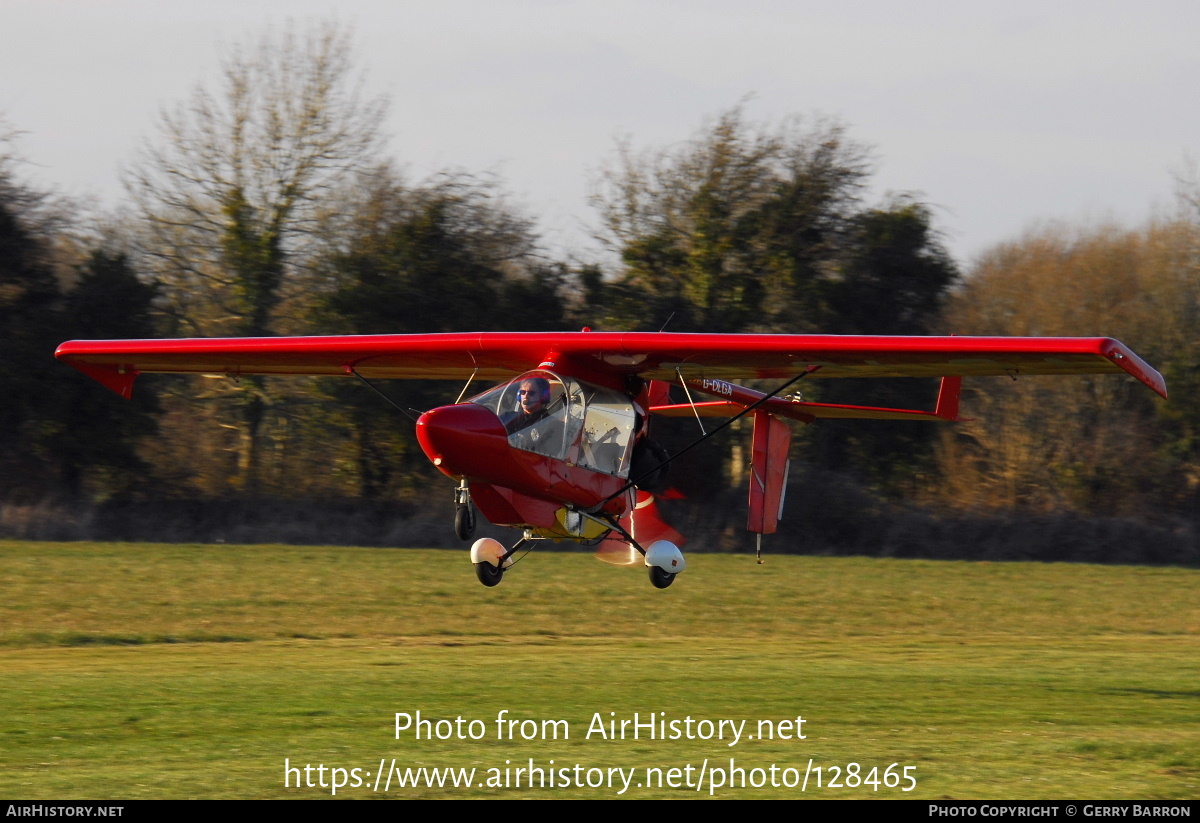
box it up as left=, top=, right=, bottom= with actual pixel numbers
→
left=467, top=371, right=638, bottom=477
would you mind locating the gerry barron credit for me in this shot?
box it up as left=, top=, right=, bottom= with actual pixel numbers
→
left=282, top=709, right=919, bottom=796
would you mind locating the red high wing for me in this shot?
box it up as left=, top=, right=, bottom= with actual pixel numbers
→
left=55, top=332, right=1167, bottom=399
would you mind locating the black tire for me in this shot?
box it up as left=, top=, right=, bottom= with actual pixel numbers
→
left=475, top=561, right=504, bottom=587
left=454, top=505, right=476, bottom=541
left=648, top=565, right=676, bottom=589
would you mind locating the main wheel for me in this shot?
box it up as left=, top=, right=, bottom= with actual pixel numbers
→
left=475, top=561, right=504, bottom=587
left=648, top=565, right=676, bottom=589
left=454, top=505, right=476, bottom=541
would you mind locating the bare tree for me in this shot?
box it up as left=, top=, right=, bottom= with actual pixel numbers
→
left=126, top=20, right=386, bottom=336
left=937, top=222, right=1180, bottom=513
left=124, top=21, right=387, bottom=490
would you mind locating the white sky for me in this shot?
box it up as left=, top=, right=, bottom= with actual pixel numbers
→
left=2, top=0, right=1197, bottom=268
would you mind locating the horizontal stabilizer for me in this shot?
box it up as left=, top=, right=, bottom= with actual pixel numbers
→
left=651, top=399, right=958, bottom=422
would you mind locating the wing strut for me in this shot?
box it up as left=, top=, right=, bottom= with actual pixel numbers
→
left=345, top=366, right=421, bottom=423
left=675, top=367, right=708, bottom=434
left=453, top=368, right=480, bottom=405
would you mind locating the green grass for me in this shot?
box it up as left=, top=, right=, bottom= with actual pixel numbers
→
left=0, top=540, right=1197, bottom=799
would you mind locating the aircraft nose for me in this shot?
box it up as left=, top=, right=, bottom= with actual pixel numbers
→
left=416, top=403, right=509, bottom=477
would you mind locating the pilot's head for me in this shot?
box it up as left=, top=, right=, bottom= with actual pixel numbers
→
left=517, top=377, right=550, bottom=414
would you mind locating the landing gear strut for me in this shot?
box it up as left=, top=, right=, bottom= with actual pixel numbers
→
left=453, top=479, right=475, bottom=541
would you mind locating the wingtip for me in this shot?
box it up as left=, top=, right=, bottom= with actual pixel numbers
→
left=60, top=357, right=138, bottom=400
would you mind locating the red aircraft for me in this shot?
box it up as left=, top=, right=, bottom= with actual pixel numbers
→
left=55, top=331, right=1167, bottom=589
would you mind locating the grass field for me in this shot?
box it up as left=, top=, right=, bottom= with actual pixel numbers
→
left=1, top=540, right=1197, bottom=799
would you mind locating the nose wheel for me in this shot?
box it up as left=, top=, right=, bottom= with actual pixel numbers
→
left=453, top=479, right=476, bottom=541
left=454, top=504, right=476, bottom=541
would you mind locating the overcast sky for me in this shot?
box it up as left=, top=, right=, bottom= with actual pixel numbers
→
left=2, top=0, right=1197, bottom=268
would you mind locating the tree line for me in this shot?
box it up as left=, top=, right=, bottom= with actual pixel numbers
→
left=1, top=22, right=1196, bottom=562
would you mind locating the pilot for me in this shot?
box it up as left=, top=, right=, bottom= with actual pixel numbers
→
left=504, top=377, right=552, bottom=434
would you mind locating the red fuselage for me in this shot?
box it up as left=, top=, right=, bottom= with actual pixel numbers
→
left=415, top=402, right=631, bottom=528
